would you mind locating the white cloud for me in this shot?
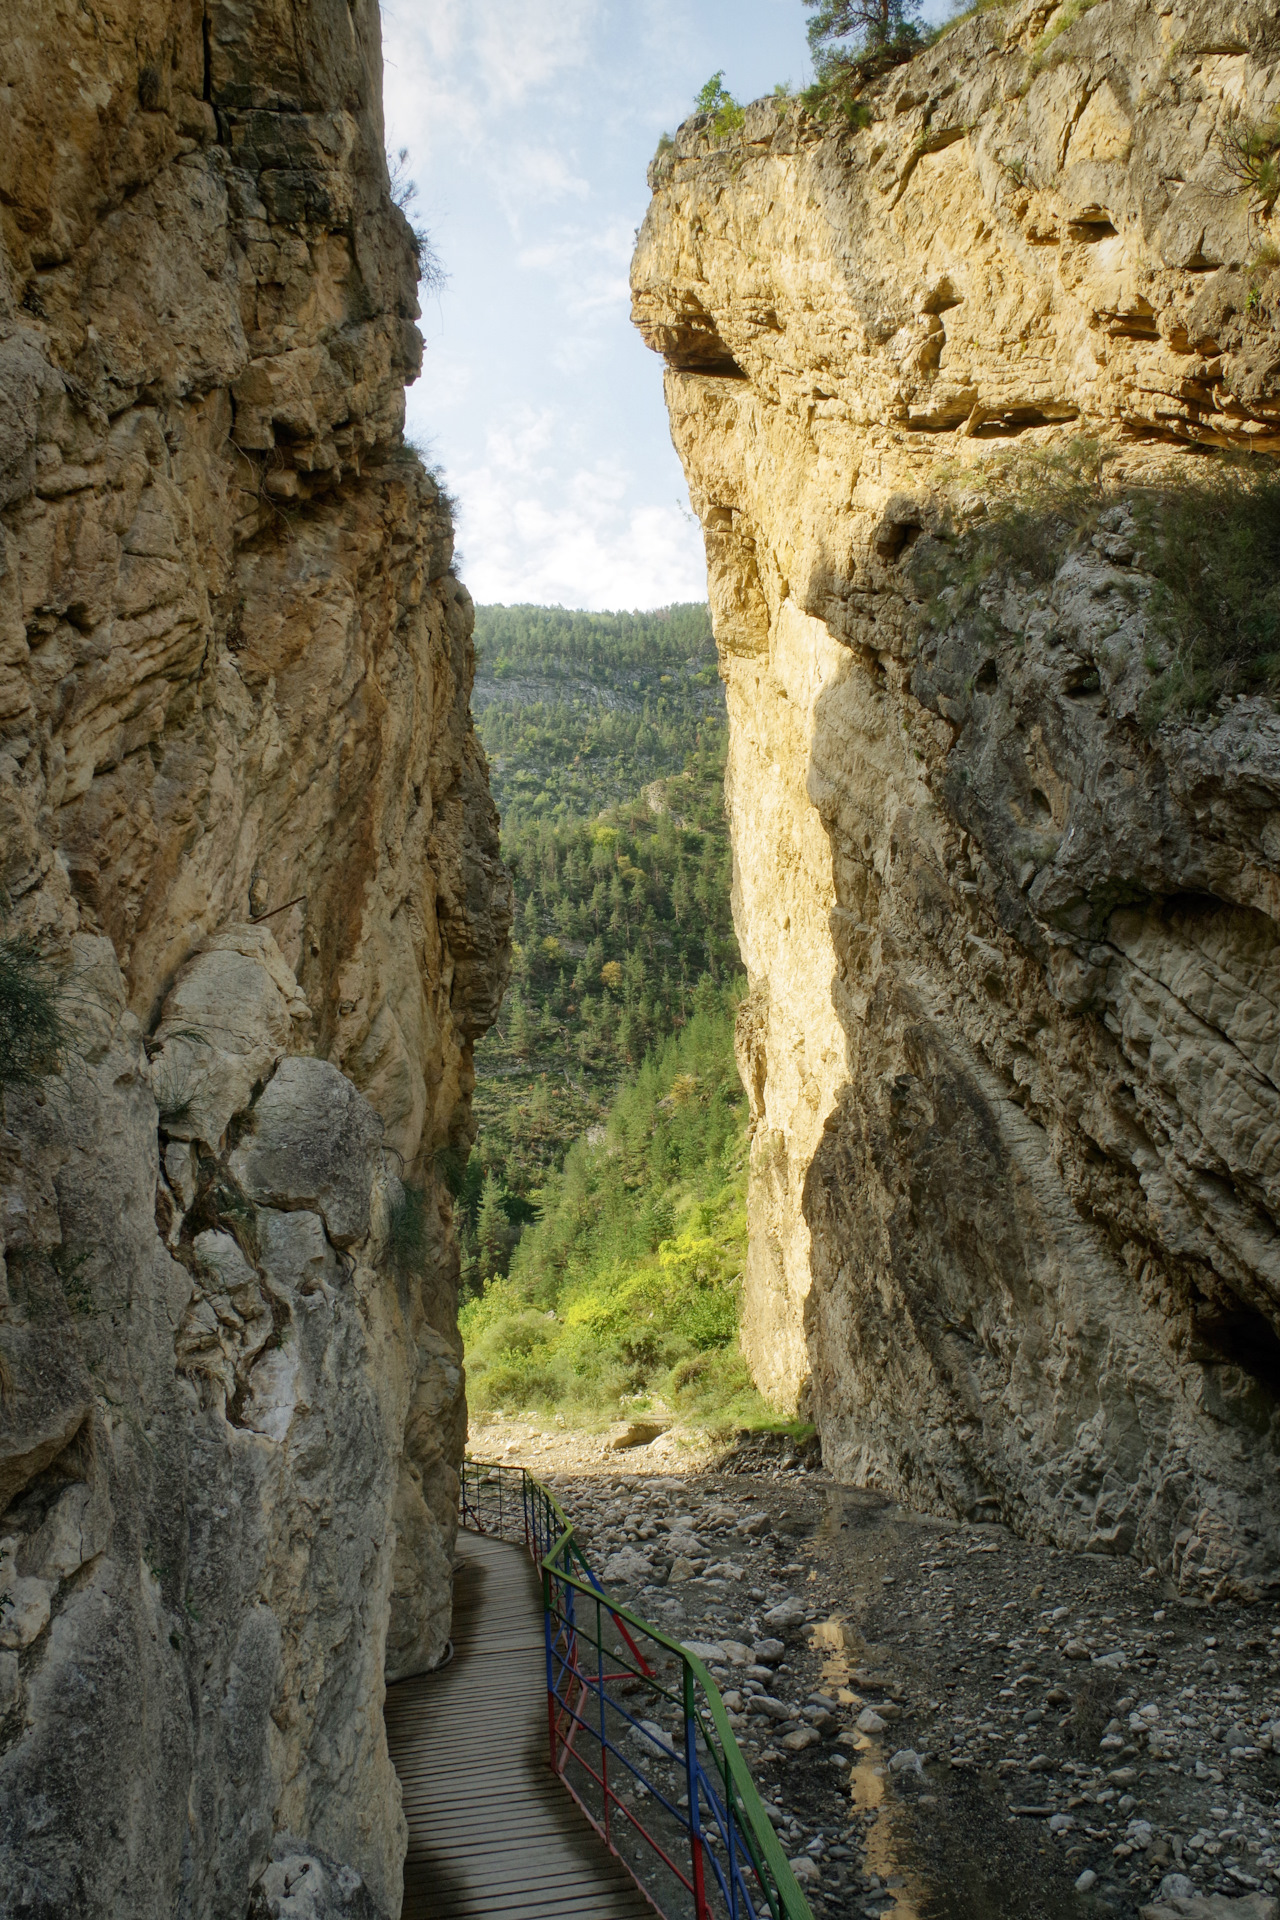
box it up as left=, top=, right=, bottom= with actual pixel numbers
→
left=381, top=0, right=601, bottom=163
left=516, top=219, right=634, bottom=320
left=453, top=456, right=707, bottom=610
left=381, top=1, right=813, bottom=612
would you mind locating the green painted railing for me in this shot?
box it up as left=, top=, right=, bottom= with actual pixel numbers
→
left=462, top=1458, right=815, bottom=1920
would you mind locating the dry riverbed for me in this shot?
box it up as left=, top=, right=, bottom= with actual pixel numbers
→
left=470, top=1420, right=1280, bottom=1920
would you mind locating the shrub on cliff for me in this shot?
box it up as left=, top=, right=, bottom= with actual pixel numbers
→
left=0, top=936, right=64, bottom=1092
left=1134, top=464, right=1280, bottom=728
left=694, top=72, right=745, bottom=139
left=907, top=440, right=1280, bottom=730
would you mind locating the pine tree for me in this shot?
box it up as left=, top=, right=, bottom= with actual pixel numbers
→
left=477, top=1172, right=505, bottom=1280
left=806, top=0, right=922, bottom=71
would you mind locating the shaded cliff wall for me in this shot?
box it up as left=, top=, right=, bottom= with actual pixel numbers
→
left=634, top=0, right=1280, bottom=1598
left=0, top=2, right=510, bottom=1915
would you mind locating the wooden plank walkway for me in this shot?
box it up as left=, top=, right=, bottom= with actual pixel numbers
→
left=385, top=1528, right=653, bottom=1920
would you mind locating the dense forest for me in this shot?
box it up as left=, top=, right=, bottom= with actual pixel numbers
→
left=473, top=602, right=724, bottom=821
left=460, top=604, right=741, bottom=1284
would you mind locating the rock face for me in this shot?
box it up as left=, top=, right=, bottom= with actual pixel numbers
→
left=634, top=0, right=1280, bottom=1597
left=0, top=3, right=509, bottom=1916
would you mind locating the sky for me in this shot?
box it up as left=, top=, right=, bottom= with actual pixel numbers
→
left=377, top=1, right=940, bottom=612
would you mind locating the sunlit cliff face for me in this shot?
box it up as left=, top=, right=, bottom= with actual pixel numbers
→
left=634, top=0, right=1280, bottom=1598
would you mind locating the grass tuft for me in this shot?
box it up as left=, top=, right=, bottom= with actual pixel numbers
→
left=1028, top=0, right=1101, bottom=71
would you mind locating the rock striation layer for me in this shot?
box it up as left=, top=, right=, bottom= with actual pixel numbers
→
left=634, top=0, right=1280, bottom=1598
left=0, top=3, right=509, bottom=1915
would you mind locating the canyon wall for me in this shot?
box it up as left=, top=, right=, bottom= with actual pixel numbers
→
left=634, top=0, right=1280, bottom=1598
left=0, top=3, right=509, bottom=1916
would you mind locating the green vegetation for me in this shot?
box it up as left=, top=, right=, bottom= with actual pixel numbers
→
left=464, top=744, right=740, bottom=1273
left=0, top=936, right=63, bottom=1091
left=908, top=437, right=1280, bottom=730
left=465, top=604, right=740, bottom=1281
left=935, top=0, right=1013, bottom=35
left=1132, top=466, right=1280, bottom=729
left=1219, top=114, right=1280, bottom=216
left=386, top=146, right=446, bottom=293
left=452, top=600, right=799, bottom=1439
left=388, top=1182, right=430, bottom=1280
left=695, top=71, right=746, bottom=139
left=801, top=0, right=924, bottom=116
left=475, top=602, right=720, bottom=823
left=462, top=992, right=788, bottom=1435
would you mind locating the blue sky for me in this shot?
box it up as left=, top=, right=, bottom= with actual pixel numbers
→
left=378, top=2, right=939, bottom=610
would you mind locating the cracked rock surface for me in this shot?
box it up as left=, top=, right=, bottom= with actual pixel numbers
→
left=632, top=0, right=1280, bottom=1597
left=0, top=3, right=509, bottom=1914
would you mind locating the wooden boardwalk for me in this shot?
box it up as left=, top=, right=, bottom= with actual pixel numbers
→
left=386, top=1528, right=653, bottom=1920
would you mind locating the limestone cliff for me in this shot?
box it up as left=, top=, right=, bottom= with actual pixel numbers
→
left=0, top=3, right=510, bottom=1916
left=634, top=0, right=1280, bottom=1598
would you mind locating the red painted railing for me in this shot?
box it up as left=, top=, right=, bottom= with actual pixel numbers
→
left=461, top=1458, right=814, bottom=1920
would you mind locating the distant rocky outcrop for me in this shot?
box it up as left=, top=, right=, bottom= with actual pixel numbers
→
left=634, top=0, right=1280, bottom=1598
left=0, top=2, right=509, bottom=1915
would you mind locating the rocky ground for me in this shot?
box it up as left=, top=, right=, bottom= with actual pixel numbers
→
left=469, top=1420, right=1280, bottom=1920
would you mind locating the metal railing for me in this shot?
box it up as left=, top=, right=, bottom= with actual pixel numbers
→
left=461, top=1458, right=814, bottom=1920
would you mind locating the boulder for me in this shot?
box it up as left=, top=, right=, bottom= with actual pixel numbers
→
left=149, top=924, right=310, bottom=1149
left=229, top=1059, right=383, bottom=1248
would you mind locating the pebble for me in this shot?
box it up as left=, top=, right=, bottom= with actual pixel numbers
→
left=1158, top=1873, right=1196, bottom=1899
left=1075, top=1869, right=1097, bottom=1892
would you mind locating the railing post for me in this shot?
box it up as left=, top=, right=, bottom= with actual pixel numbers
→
left=543, top=1559, right=559, bottom=1775
left=596, top=1592, right=610, bottom=1849
left=684, top=1660, right=712, bottom=1920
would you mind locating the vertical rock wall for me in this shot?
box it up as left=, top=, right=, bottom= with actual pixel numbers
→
left=634, top=0, right=1280, bottom=1598
left=0, top=2, right=510, bottom=1915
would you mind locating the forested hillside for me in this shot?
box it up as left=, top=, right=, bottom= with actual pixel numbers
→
left=455, top=604, right=790, bottom=1435
left=474, top=603, right=722, bottom=822
left=459, top=605, right=742, bottom=1289
left=461, top=994, right=768, bottom=1430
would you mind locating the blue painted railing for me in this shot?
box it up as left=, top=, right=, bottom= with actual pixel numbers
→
left=461, top=1458, right=814, bottom=1920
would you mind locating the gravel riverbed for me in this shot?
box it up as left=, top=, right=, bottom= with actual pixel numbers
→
left=471, top=1419, right=1280, bottom=1920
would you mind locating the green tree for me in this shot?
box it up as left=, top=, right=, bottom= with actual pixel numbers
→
left=477, top=1172, right=506, bottom=1280
left=805, top=0, right=922, bottom=72
left=694, top=71, right=746, bottom=136
left=508, top=991, right=531, bottom=1058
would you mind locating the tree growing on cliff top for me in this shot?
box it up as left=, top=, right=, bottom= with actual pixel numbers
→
left=694, top=71, right=746, bottom=138
left=803, top=0, right=924, bottom=104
